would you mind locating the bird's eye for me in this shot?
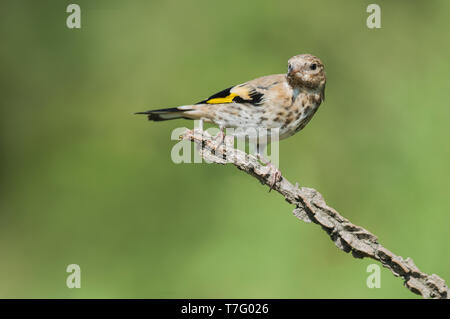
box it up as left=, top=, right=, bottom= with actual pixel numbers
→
left=310, top=63, right=317, bottom=70
left=288, top=64, right=293, bottom=73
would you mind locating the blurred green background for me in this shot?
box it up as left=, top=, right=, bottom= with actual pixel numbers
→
left=1, top=0, right=449, bottom=298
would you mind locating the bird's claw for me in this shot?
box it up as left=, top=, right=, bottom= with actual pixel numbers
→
left=267, top=164, right=282, bottom=192
left=257, top=154, right=282, bottom=192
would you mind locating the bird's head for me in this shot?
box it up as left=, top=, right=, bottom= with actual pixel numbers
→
left=287, top=54, right=326, bottom=91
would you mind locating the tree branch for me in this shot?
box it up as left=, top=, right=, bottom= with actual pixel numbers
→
left=181, top=129, right=449, bottom=299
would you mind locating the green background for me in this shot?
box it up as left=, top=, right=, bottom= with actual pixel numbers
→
left=1, top=0, right=449, bottom=298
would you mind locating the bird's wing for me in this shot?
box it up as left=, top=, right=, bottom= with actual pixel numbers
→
left=196, top=85, right=264, bottom=106
left=195, top=74, right=286, bottom=106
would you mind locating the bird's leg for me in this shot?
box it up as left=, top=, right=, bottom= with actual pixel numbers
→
left=256, top=144, right=282, bottom=192
left=192, top=119, right=204, bottom=135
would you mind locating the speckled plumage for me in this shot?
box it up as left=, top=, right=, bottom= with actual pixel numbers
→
left=137, top=54, right=326, bottom=143
left=137, top=54, right=326, bottom=190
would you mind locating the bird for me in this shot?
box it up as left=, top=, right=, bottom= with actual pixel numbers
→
left=136, top=54, right=326, bottom=190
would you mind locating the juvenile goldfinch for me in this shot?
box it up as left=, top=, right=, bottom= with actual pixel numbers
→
left=137, top=54, right=326, bottom=189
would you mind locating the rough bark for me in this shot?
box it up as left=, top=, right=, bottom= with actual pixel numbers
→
left=181, top=129, right=449, bottom=299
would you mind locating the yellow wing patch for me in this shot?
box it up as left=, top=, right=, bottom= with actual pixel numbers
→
left=206, top=93, right=238, bottom=104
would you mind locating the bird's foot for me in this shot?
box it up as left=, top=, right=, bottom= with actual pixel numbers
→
left=257, top=154, right=282, bottom=192
left=213, top=127, right=226, bottom=150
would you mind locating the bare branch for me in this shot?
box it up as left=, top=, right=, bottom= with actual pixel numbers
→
left=181, top=129, right=449, bottom=299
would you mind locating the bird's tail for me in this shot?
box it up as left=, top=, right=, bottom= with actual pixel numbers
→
left=135, top=106, right=194, bottom=122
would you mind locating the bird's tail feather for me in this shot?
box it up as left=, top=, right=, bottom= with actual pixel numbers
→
left=135, top=106, right=193, bottom=122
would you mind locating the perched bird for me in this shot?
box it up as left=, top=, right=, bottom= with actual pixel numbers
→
left=137, top=54, right=326, bottom=189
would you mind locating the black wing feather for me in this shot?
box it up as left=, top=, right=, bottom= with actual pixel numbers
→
left=196, top=85, right=263, bottom=106
left=196, top=86, right=233, bottom=104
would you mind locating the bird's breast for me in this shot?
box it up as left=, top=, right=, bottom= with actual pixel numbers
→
left=278, top=92, right=322, bottom=139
